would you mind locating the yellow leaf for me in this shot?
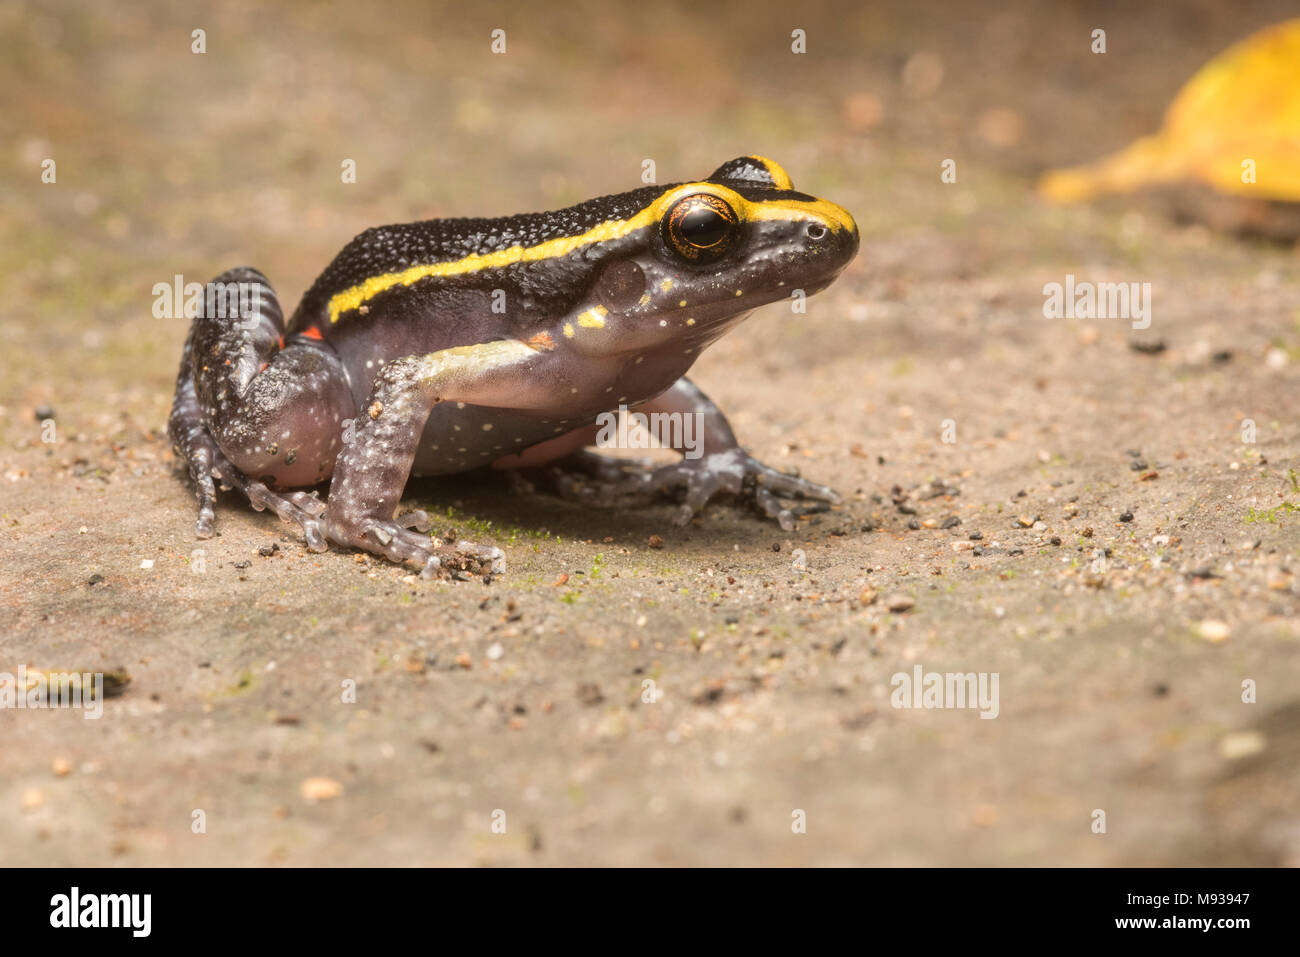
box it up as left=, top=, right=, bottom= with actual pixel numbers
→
left=1040, top=20, right=1300, bottom=202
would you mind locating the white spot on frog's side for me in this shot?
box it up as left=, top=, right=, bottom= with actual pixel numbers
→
left=634, top=356, right=644, bottom=364
left=457, top=402, right=465, bottom=409
left=482, top=423, right=493, bottom=431
left=366, top=360, right=374, bottom=368
left=659, top=320, right=667, bottom=327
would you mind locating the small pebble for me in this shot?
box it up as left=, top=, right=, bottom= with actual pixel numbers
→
left=1218, top=731, right=1265, bottom=760
left=1198, top=620, right=1231, bottom=643
left=885, top=594, right=914, bottom=613
left=300, top=777, right=344, bottom=801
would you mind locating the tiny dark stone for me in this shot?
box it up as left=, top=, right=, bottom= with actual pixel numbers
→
left=940, top=515, right=961, bottom=529
left=1050, top=536, right=1061, bottom=546
left=1153, top=683, right=1170, bottom=697
left=34, top=404, right=55, bottom=421
left=1119, top=511, right=1134, bottom=522
left=87, top=573, right=105, bottom=586
left=969, top=532, right=983, bottom=540
left=1130, top=339, right=1167, bottom=355
left=898, top=504, right=917, bottom=515
left=1129, top=461, right=1148, bottom=471
left=907, top=519, right=920, bottom=530
left=1009, top=548, right=1024, bottom=556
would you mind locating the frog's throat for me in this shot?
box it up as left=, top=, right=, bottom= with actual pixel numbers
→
left=325, top=183, right=856, bottom=325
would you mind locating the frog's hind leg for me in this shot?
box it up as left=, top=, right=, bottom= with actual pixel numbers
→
left=168, top=267, right=353, bottom=548
left=518, top=377, right=841, bottom=532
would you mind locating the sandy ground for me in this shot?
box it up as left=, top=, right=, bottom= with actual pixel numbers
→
left=2, top=0, right=1298, bottom=866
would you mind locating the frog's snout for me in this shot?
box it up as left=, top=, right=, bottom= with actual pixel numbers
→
left=800, top=199, right=859, bottom=269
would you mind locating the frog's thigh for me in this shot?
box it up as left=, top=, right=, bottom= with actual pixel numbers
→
left=327, top=340, right=540, bottom=528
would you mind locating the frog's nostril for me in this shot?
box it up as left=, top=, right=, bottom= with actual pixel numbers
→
left=805, top=222, right=828, bottom=241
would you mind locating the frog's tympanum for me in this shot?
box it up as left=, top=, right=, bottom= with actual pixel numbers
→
left=169, top=156, right=858, bottom=578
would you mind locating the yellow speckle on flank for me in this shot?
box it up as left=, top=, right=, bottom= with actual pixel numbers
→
left=660, top=279, right=674, bottom=292
left=577, top=306, right=607, bottom=328
left=563, top=322, right=575, bottom=338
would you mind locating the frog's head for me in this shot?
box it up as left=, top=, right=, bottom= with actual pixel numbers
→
left=570, top=156, right=858, bottom=357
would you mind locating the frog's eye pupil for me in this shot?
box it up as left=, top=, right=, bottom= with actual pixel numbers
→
left=665, top=195, right=738, bottom=262
left=679, top=207, right=729, bottom=248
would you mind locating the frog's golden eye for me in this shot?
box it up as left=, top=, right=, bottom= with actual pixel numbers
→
left=664, top=194, right=738, bottom=263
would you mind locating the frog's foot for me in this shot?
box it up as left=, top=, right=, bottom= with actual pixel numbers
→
left=541, top=448, right=840, bottom=532
left=206, top=449, right=329, bottom=552
left=324, top=511, right=505, bottom=581
left=531, top=449, right=659, bottom=505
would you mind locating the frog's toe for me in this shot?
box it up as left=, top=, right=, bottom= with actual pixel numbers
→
left=206, top=452, right=330, bottom=552
left=754, top=486, right=797, bottom=532
left=329, top=516, right=502, bottom=580
left=194, top=472, right=218, bottom=539
left=454, top=540, right=506, bottom=575
left=745, top=458, right=841, bottom=504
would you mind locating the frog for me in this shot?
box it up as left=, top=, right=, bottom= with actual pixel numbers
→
left=168, top=155, right=859, bottom=579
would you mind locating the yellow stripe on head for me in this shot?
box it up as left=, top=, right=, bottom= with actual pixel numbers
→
left=747, top=196, right=857, bottom=234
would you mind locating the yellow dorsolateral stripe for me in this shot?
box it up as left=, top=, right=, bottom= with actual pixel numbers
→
left=328, top=180, right=855, bottom=323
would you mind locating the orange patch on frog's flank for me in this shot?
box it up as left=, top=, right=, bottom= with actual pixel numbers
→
left=300, top=326, right=324, bottom=341
left=528, top=331, right=556, bottom=351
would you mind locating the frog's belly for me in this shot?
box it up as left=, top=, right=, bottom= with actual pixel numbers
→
left=411, top=403, right=598, bottom=476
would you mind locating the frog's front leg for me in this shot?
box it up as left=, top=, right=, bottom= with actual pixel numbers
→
left=543, top=377, right=840, bottom=531
left=324, top=340, right=542, bottom=579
